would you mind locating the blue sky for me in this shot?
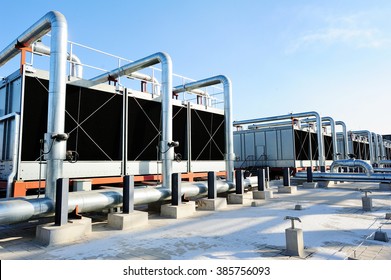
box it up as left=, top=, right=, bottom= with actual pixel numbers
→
left=1, top=0, right=391, bottom=134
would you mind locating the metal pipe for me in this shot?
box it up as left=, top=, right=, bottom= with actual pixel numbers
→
left=90, top=52, right=173, bottom=188
left=0, top=11, right=68, bottom=201
left=32, top=41, right=83, bottom=78
left=173, top=75, right=235, bottom=182
left=295, top=171, right=391, bottom=183
left=247, top=120, right=295, bottom=130
left=322, top=117, right=337, bottom=161
left=378, top=135, right=386, bottom=159
left=350, top=130, right=374, bottom=164
left=336, top=121, right=349, bottom=159
left=233, top=111, right=325, bottom=166
left=0, top=178, right=250, bottom=225
left=330, top=159, right=374, bottom=176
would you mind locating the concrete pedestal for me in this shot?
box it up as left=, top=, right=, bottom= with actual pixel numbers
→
left=285, top=228, right=304, bottom=257
left=362, top=197, right=373, bottom=211
left=197, top=198, right=227, bottom=211
left=302, top=182, right=318, bottom=189
left=227, top=193, right=244, bottom=204
left=317, top=181, right=330, bottom=188
left=108, top=211, right=148, bottom=230
left=252, top=190, right=273, bottom=200
left=278, top=186, right=297, bottom=194
left=374, top=231, right=389, bottom=242
left=36, top=217, right=92, bottom=246
left=161, top=202, right=195, bottom=219
left=73, top=180, right=92, bottom=192
left=379, top=182, right=391, bottom=191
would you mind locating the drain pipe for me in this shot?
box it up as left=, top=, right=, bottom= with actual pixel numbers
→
left=0, top=11, right=68, bottom=201
left=350, top=130, right=374, bottom=165
left=32, top=41, right=83, bottom=78
left=173, top=75, right=235, bottom=183
left=90, top=52, right=173, bottom=188
left=233, top=111, right=325, bottom=167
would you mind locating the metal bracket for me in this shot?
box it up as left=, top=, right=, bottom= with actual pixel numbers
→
left=284, top=216, right=301, bottom=229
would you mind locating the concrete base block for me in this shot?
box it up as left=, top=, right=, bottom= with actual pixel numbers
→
left=251, top=201, right=263, bottom=207
left=362, top=197, right=373, bottom=211
left=197, top=198, right=227, bottom=211
left=317, top=181, right=330, bottom=188
left=107, top=211, right=148, bottom=230
left=285, top=228, right=304, bottom=257
left=73, top=179, right=92, bottom=192
left=302, top=182, right=318, bottom=189
left=379, top=182, right=391, bottom=191
left=374, top=231, right=389, bottom=242
left=278, top=186, right=297, bottom=194
left=252, top=190, right=274, bottom=200
left=227, top=193, right=244, bottom=204
left=385, top=213, right=391, bottom=220
left=36, top=217, right=92, bottom=246
left=161, top=203, right=195, bottom=219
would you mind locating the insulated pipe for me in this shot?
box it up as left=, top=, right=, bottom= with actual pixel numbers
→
left=336, top=121, right=349, bottom=159
left=378, top=135, right=386, bottom=159
left=350, top=130, right=374, bottom=164
left=32, top=41, right=83, bottom=78
left=90, top=52, right=173, bottom=188
left=247, top=120, right=296, bottom=130
left=0, top=178, right=255, bottom=225
left=322, top=117, right=337, bottom=161
left=330, top=159, right=374, bottom=176
left=173, top=75, right=235, bottom=182
left=0, top=11, right=68, bottom=201
left=295, top=171, right=391, bottom=183
left=233, top=111, right=325, bottom=167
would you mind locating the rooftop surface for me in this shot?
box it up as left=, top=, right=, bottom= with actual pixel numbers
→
left=1, top=181, right=391, bottom=260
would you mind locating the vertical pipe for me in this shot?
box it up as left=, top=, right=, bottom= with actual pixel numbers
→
left=44, top=13, right=68, bottom=201
left=336, top=121, right=349, bottom=159
left=322, top=117, right=337, bottom=161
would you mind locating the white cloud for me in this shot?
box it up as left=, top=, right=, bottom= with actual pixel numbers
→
left=286, top=13, right=391, bottom=53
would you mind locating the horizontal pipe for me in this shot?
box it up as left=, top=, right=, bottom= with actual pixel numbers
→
left=0, top=178, right=247, bottom=225
left=295, top=171, right=391, bottom=183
